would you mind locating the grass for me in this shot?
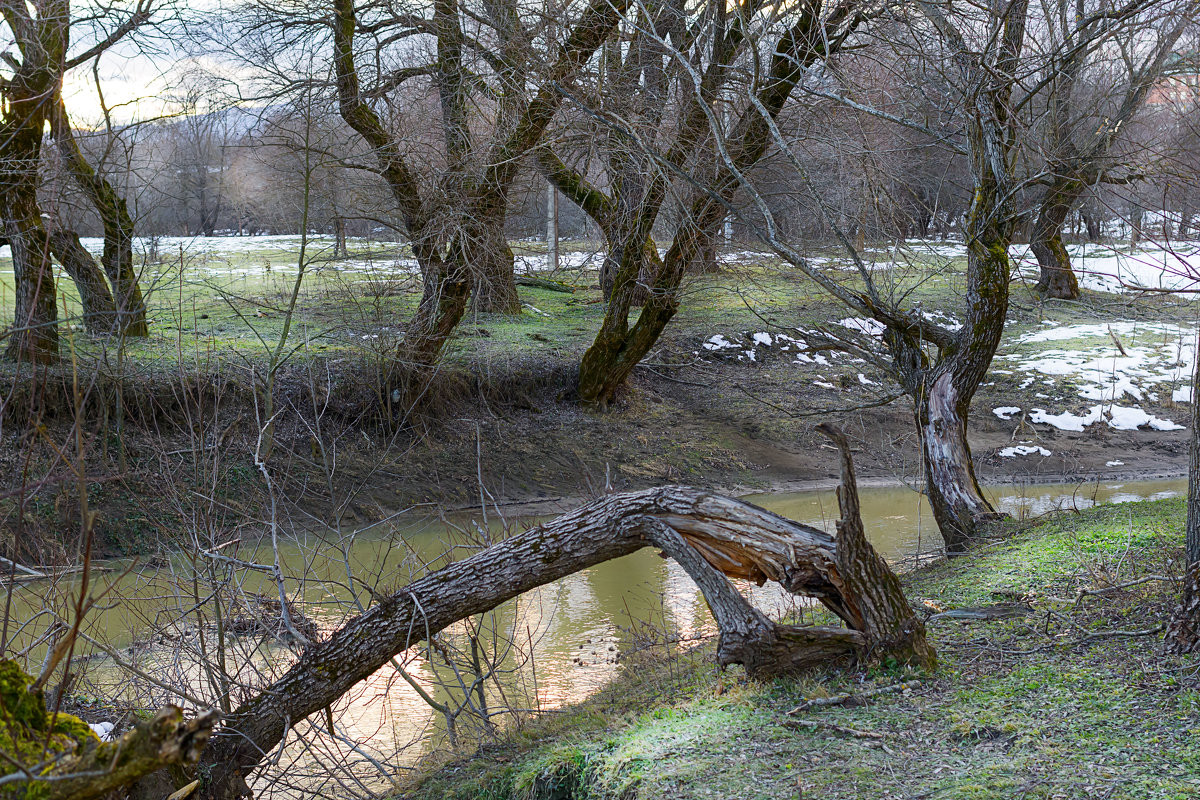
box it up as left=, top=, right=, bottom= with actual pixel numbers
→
left=399, top=497, right=1200, bottom=800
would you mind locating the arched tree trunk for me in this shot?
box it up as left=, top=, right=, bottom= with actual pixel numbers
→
left=46, top=229, right=120, bottom=334
left=1031, top=180, right=1082, bottom=300
left=180, top=446, right=930, bottom=799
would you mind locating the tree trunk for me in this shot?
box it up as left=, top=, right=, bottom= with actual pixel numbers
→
left=2, top=194, right=59, bottom=364
left=915, top=372, right=999, bottom=552
left=50, top=100, right=149, bottom=336
left=465, top=213, right=521, bottom=314
left=1031, top=181, right=1082, bottom=299
left=1164, top=562, right=1200, bottom=655
left=46, top=229, right=120, bottom=334
left=184, top=477, right=930, bottom=799
left=1082, top=209, right=1102, bottom=241
left=1165, top=336, right=1200, bottom=654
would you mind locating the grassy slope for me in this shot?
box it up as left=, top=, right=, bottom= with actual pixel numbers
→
left=401, top=498, right=1200, bottom=800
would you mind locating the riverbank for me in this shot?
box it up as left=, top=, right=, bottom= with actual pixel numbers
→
left=1, top=241, right=1195, bottom=560
left=399, top=496, right=1200, bottom=800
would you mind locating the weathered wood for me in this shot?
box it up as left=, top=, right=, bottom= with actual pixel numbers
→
left=187, top=468, right=929, bottom=798
left=37, top=707, right=218, bottom=800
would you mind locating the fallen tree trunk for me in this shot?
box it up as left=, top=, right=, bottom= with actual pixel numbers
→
left=180, top=427, right=930, bottom=799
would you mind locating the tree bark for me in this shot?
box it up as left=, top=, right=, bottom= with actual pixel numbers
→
left=915, top=372, right=1000, bottom=552
left=1031, top=180, right=1082, bottom=299
left=1165, top=334, right=1200, bottom=655
left=50, top=100, right=149, bottom=336
left=185, top=475, right=930, bottom=799
left=577, top=3, right=859, bottom=407
left=46, top=229, right=120, bottom=334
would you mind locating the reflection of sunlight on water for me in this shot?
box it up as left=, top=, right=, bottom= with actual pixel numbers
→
left=26, top=477, right=1189, bottom=795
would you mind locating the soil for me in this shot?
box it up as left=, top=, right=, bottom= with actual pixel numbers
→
left=0, top=273, right=1191, bottom=560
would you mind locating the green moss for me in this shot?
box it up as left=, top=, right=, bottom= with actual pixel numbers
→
left=0, top=660, right=100, bottom=798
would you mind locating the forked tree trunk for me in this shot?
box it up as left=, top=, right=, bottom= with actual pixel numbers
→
left=916, top=372, right=1000, bottom=553
left=182, top=441, right=929, bottom=799
left=46, top=229, right=120, bottom=334
left=1031, top=181, right=1082, bottom=300
left=51, top=100, right=149, bottom=336
left=465, top=213, right=521, bottom=314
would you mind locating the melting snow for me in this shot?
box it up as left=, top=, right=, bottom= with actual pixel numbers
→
left=838, top=317, right=885, bottom=336
left=999, top=445, right=1051, bottom=457
left=993, top=406, right=1021, bottom=420
left=752, top=332, right=773, bottom=346
left=703, top=334, right=738, bottom=350
left=1106, top=460, right=1125, bottom=466
left=1010, top=241, right=1200, bottom=294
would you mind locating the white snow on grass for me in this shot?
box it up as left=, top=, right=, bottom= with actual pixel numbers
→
left=1010, top=241, right=1200, bottom=294
left=752, top=332, right=773, bottom=346
left=1175, top=386, right=1194, bottom=403
left=1006, top=323, right=1195, bottom=424
left=993, top=406, right=1021, bottom=420
left=998, top=445, right=1051, bottom=457
left=1030, top=404, right=1181, bottom=432
left=703, top=334, right=738, bottom=351
left=838, top=317, right=885, bottom=336
left=1106, top=460, right=1125, bottom=466
left=88, top=721, right=116, bottom=741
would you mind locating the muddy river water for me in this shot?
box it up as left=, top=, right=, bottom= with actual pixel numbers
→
left=6, top=477, right=1185, bottom=795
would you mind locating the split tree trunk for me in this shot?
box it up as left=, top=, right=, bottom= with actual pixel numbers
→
left=186, top=450, right=930, bottom=799
left=1031, top=181, right=1082, bottom=300
left=46, top=229, right=120, bottom=334
left=51, top=100, right=149, bottom=336
left=915, top=372, right=1000, bottom=553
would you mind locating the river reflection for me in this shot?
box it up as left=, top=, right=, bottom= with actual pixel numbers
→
left=3, top=477, right=1185, bottom=796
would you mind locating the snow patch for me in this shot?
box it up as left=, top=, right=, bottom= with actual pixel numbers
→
left=998, top=445, right=1051, bottom=458
left=993, top=406, right=1021, bottom=420
left=1106, top=460, right=1125, bottom=466
left=703, top=334, right=738, bottom=351
left=837, top=317, right=885, bottom=336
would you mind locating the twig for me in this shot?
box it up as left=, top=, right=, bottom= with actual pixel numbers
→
left=1044, top=575, right=1176, bottom=608
left=783, top=718, right=889, bottom=739
left=787, top=679, right=922, bottom=715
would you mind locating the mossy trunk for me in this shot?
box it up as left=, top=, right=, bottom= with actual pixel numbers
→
left=1031, top=180, right=1082, bottom=300
left=50, top=100, right=149, bottom=336
left=47, top=229, right=120, bottom=334
left=2, top=173, right=59, bottom=364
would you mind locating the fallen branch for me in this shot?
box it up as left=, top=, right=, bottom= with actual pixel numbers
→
left=927, top=604, right=1034, bottom=622
left=1044, top=575, right=1176, bottom=608
left=783, top=718, right=889, bottom=739
left=787, top=679, right=923, bottom=715
left=516, top=274, right=575, bottom=292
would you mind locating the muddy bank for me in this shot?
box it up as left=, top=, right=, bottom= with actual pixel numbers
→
left=0, top=329, right=1190, bottom=560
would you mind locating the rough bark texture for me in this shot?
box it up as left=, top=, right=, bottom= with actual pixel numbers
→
left=187, top=468, right=929, bottom=799
left=1031, top=181, right=1082, bottom=300
left=1165, top=336, right=1200, bottom=654
left=50, top=100, right=149, bottom=336
left=0, top=5, right=64, bottom=364
left=1165, top=563, right=1200, bottom=655
left=37, top=707, right=217, bottom=800
left=46, top=229, right=119, bottom=334
left=914, top=372, right=1001, bottom=551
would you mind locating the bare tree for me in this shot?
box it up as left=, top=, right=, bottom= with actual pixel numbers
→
left=1027, top=0, right=1196, bottom=299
